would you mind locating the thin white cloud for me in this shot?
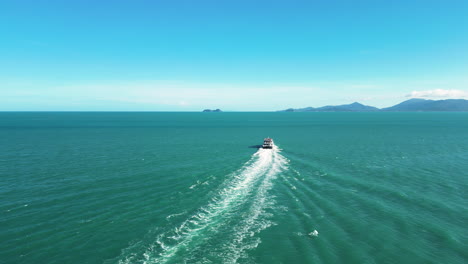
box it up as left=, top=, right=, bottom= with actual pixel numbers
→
left=406, top=89, right=468, bottom=99
left=9, top=79, right=468, bottom=110
left=0, top=80, right=333, bottom=111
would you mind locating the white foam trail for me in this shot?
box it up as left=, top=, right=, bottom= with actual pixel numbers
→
left=219, top=148, right=289, bottom=263
left=153, top=148, right=275, bottom=263
left=165, top=211, right=187, bottom=220
left=116, top=146, right=288, bottom=264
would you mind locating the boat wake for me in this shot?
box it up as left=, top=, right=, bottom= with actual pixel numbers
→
left=115, top=146, right=288, bottom=264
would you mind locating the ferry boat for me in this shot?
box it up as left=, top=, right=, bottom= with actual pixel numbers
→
left=262, top=138, right=274, bottom=149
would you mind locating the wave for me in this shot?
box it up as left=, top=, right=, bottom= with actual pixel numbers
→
left=115, top=146, right=289, bottom=264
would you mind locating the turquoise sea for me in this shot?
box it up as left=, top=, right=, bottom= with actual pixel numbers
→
left=1, top=112, right=467, bottom=264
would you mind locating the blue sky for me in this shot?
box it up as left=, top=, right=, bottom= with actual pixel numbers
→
left=1, top=0, right=468, bottom=111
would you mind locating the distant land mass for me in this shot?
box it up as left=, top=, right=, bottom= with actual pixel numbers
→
left=283, top=102, right=378, bottom=112
left=202, top=109, right=222, bottom=112
left=280, top=99, right=468, bottom=112
left=381, top=98, right=468, bottom=111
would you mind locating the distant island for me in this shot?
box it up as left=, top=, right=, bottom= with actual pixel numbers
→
left=279, top=99, right=468, bottom=112
left=202, top=109, right=222, bottom=112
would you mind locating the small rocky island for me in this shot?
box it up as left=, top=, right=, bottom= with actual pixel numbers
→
left=202, top=109, right=222, bottom=112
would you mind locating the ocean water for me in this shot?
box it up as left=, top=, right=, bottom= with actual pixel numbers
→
left=1, top=112, right=467, bottom=264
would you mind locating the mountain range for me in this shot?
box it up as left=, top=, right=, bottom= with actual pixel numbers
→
left=280, top=99, right=468, bottom=112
